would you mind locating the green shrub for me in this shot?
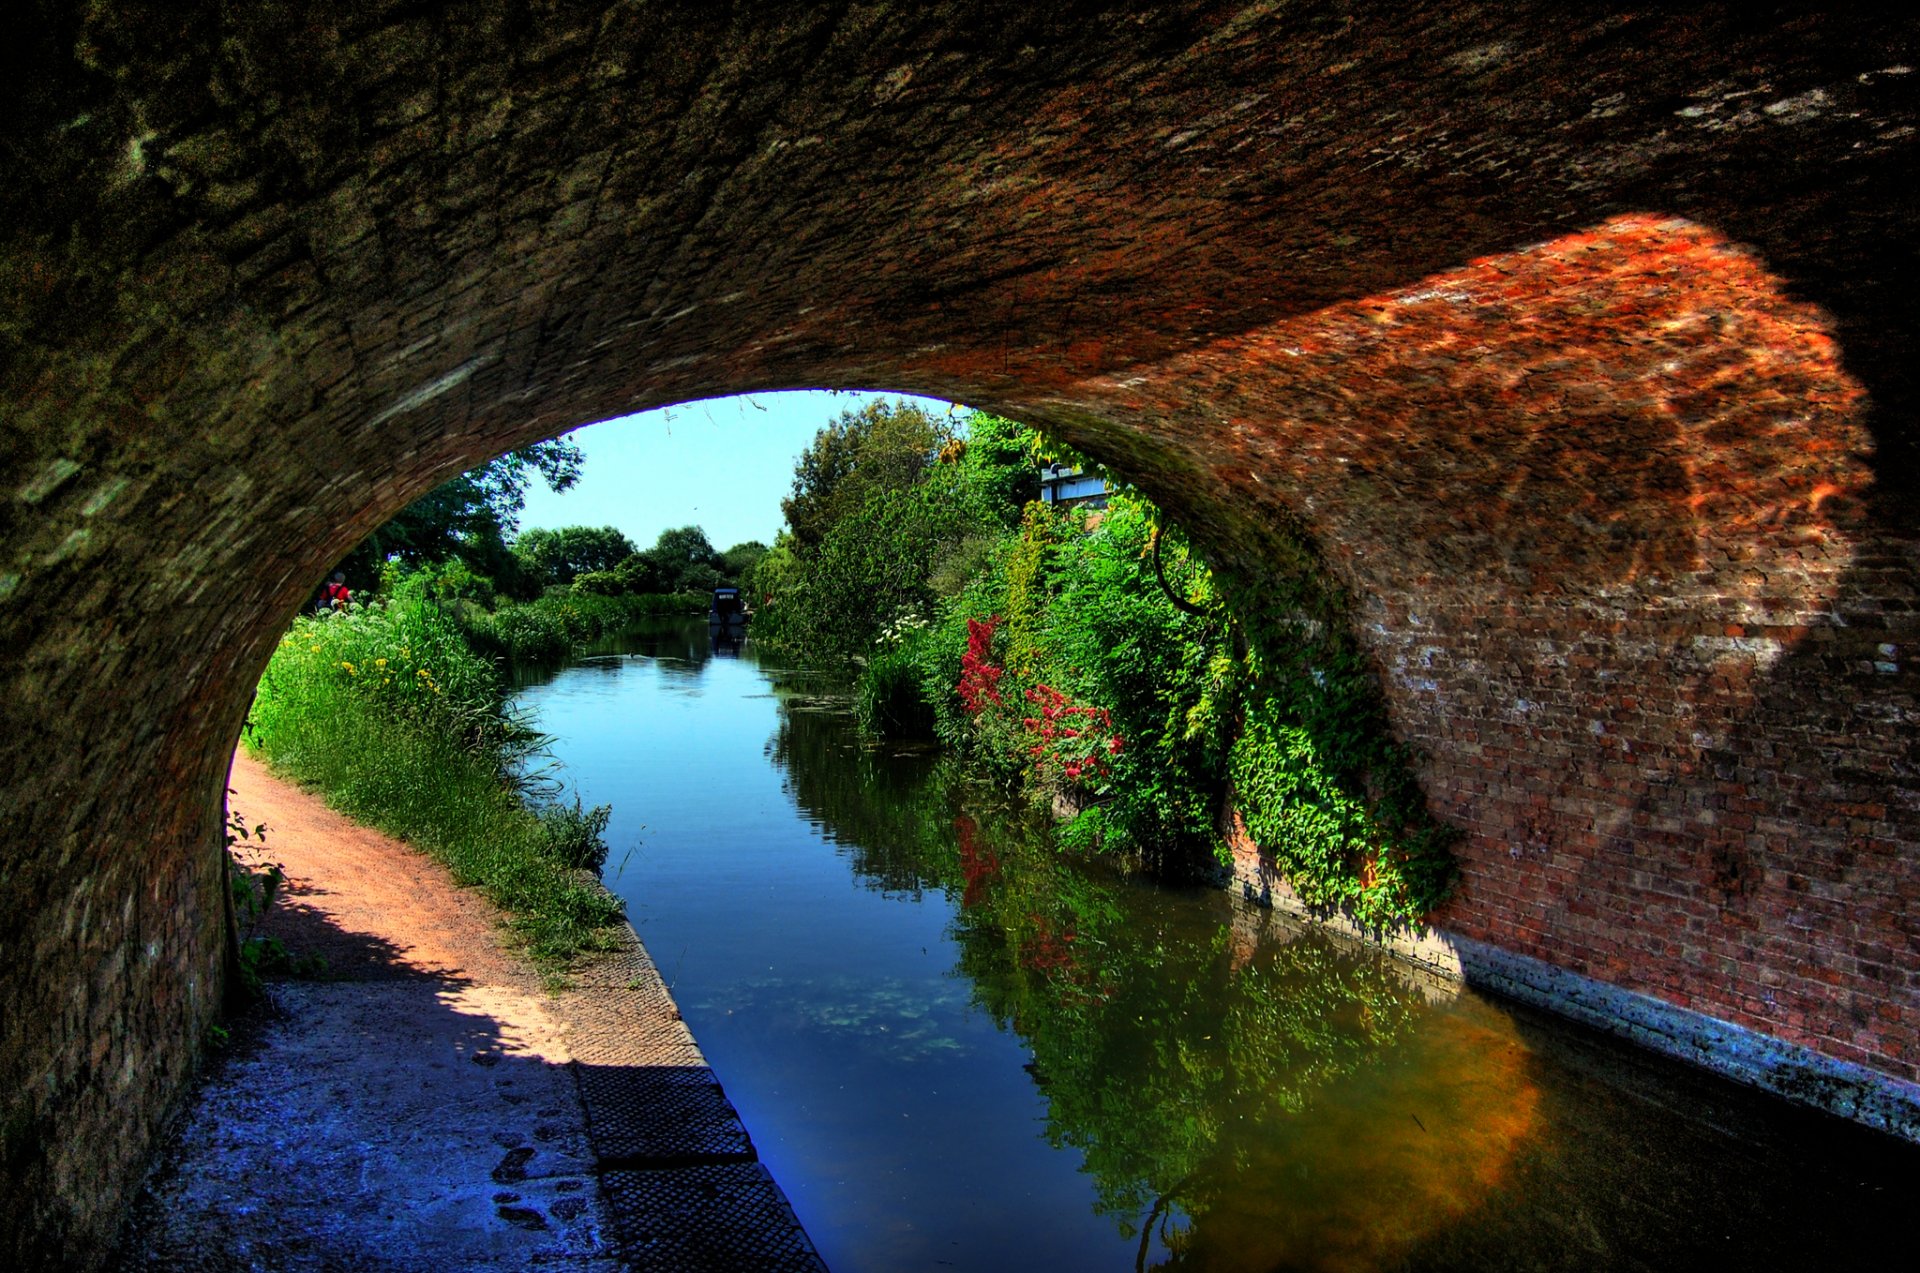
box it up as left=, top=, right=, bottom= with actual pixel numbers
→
left=755, top=402, right=1460, bottom=925
left=537, top=798, right=613, bottom=872
left=902, top=492, right=1458, bottom=924
left=569, top=569, right=625, bottom=597
left=249, top=597, right=622, bottom=971
left=854, top=643, right=937, bottom=740
left=462, top=591, right=707, bottom=663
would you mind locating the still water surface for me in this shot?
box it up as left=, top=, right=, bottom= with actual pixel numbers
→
left=513, top=621, right=1908, bottom=1272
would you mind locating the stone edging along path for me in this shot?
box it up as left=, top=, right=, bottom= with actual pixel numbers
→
left=114, top=751, right=824, bottom=1271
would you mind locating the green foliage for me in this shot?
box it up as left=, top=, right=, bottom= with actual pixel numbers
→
left=781, top=399, right=952, bottom=550
left=917, top=496, right=1230, bottom=867
left=410, top=557, right=497, bottom=609
left=760, top=485, right=955, bottom=663
left=760, top=409, right=1042, bottom=665
left=537, top=798, right=613, bottom=872
left=1201, top=537, right=1459, bottom=923
left=248, top=596, right=623, bottom=971
left=947, top=409, right=1042, bottom=524
left=463, top=591, right=708, bottom=665
left=335, top=439, right=583, bottom=599
left=569, top=569, right=625, bottom=597
left=719, top=540, right=769, bottom=592
left=590, top=525, right=739, bottom=597
left=1226, top=595, right=1461, bottom=927
left=910, top=493, right=1457, bottom=923
left=513, top=524, right=637, bottom=590
left=255, top=593, right=526, bottom=760
left=854, top=641, right=937, bottom=741
left=766, top=399, right=1456, bottom=925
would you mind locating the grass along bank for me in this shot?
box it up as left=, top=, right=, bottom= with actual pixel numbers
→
left=247, top=587, right=623, bottom=973
left=463, top=589, right=708, bottom=664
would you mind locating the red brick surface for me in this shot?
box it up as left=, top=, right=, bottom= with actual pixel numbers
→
left=2, top=3, right=1916, bottom=1264
left=1082, top=215, right=1915, bottom=1086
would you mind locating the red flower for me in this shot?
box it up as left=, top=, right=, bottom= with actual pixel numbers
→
left=957, top=615, right=1005, bottom=714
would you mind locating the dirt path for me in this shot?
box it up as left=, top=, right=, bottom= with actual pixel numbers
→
left=114, top=751, right=821, bottom=1271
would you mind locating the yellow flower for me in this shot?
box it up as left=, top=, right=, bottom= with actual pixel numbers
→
left=374, top=657, right=388, bottom=668
left=341, top=661, right=356, bottom=675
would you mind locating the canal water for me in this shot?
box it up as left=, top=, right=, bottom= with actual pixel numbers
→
left=513, top=620, right=1908, bottom=1272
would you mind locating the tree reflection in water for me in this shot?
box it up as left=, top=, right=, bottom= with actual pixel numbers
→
left=768, top=699, right=1538, bottom=1271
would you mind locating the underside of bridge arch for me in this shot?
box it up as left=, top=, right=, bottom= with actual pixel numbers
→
left=3, top=2, right=1917, bottom=1263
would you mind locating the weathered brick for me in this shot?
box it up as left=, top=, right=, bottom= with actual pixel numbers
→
left=3, top=2, right=1919, bottom=1265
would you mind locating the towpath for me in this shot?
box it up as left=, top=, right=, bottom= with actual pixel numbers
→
left=113, top=750, right=822, bottom=1271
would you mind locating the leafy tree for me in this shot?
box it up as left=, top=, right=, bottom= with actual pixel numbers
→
left=948, top=410, right=1041, bottom=526
left=651, top=525, right=717, bottom=571
left=336, top=439, right=583, bottom=597
left=746, top=537, right=798, bottom=605
left=774, top=486, right=959, bottom=662
left=644, top=525, right=719, bottom=594
left=590, top=525, right=729, bottom=596
left=781, top=400, right=953, bottom=551
left=719, top=540, right=768, bottom=584
left=759, top=409, right=1042, bottom=661
left=611, top=552, right=668, bottom=595
left=513, top=524, right=636, bottom=590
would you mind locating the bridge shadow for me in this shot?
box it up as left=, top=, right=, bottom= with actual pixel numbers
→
left=111, top=897, right=609, bottom=1269
left=114, top=864, right=823, bottom=1271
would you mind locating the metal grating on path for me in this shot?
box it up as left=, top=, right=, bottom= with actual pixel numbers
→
left=600, top=1164, right=824, bottom=1272
left=575, top=1064, right=756, bottom=1164
left=557, top=914, right=827, bottom=1270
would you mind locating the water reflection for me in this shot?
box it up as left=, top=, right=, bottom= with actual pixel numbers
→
left=515, top=620, right=1913, bottom=1272
left=771, top=703, right=1545, bottom=1268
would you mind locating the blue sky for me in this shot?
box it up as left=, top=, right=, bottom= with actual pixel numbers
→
left=516, top=390, right=958, bottom=552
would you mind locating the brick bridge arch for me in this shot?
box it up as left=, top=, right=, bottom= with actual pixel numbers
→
left=3, top=3, right=1916, bottom=1263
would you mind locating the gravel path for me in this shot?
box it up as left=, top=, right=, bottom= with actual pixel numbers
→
left=112, top=751, right=820, bottom=1271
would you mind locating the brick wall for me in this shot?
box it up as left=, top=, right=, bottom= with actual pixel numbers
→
left=2, top=2, right=1915, bottom=1263
left=1043, top=214, right=1917, bottom=1086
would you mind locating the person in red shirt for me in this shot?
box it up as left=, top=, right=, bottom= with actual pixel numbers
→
left=322, top=571, right=351, bottom=612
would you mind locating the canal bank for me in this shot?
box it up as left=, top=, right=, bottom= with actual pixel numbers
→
left=113, top=751, right=821, bottom=1271
left=513, top=619, right=1916, bottom=1273
left=1229, top=840, right=1920, bottom=1143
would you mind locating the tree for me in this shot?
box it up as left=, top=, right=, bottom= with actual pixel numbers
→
left=336, top=438, right=584, bottom=596
left=651, top=525, right=717, bottom=571
left=513, top=525, right=637, bottom=590
left=759, top=408, right=1044, bottom=661
left=598, top=525, right=725, bottom=596
left=951, top=411, right=1041, bottom=525
left=781, top=400, right=953, bottom=551
left=719, top=540, right=769, bottom=588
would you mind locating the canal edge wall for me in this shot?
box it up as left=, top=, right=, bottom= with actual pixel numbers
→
left=1230, top=843, right=1920, bottom=1144
left=552, top=879, right=827, bottom=1271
